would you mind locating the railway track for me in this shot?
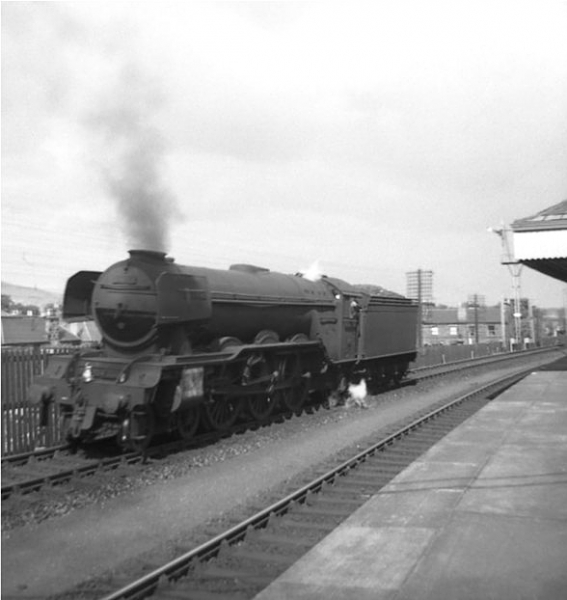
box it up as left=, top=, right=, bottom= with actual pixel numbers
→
left=1, top=347, right=559, bottom=501
left=0, top=406, right=316, bottom=502
left=0, top=447, right=145, bottom=501
left=93, top=366, right=531, bottom=600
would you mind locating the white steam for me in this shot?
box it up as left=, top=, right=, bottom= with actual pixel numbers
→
left=301, top=259, right=324, bottom=282
left=345, top=379, right=368, bottom=409
left=348, top=379, right=367, bottom=402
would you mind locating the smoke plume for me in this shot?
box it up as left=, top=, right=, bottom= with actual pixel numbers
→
left=88, top=64, right=179, bottom=252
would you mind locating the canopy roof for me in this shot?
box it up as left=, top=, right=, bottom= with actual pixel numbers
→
left=509, top=200, right=567, bottom=282
left=512, top=200, right=567, bottom=231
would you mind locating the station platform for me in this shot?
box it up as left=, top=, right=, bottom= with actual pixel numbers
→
left=255, top=356, right=567, bottom=600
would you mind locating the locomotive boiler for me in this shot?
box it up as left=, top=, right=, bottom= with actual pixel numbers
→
left=29, top=250, right=418, bottom=450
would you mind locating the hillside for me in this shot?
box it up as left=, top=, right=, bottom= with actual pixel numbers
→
left=1, top=281, right=62, bottom=307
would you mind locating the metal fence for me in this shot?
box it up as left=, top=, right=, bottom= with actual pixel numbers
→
left=1, top=346, right=75, bottom=454
left=1, top=339, right=562, bottom=456
left=413, top=337, right=562, bottom=368
left=413, top=341, right=506, bottom=368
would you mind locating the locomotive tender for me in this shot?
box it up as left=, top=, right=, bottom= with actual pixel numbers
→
left=29, top=249, right=418, bottom=450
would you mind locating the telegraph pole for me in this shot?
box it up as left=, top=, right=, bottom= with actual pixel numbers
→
left=468, top=294, right=485, bottom=345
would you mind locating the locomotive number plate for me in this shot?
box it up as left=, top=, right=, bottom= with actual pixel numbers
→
left=180, top=367, right=204, bottom=399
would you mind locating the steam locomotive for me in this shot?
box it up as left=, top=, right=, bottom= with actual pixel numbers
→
left=29, top=250, right=418, bottom=450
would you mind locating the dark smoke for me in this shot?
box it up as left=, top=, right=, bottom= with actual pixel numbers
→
left=88, top=64, right=179, bottom=252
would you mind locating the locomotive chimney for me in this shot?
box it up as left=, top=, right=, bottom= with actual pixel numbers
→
left=128, top=249, right=169, bottom=262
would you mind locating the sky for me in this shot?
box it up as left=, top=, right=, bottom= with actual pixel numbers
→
left=2, top=1, right=567, bottom=308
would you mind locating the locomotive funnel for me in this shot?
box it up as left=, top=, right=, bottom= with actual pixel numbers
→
left=128, top=249, right=168, bottom=262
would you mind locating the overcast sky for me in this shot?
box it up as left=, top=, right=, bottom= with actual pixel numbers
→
left=2, top=1, right=567, bottom=307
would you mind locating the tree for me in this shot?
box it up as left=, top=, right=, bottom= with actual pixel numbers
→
left=2, top=294, right=13, bottom=312
left=13, top=303, right=40, bottom=316
left=1, top=296, right=40, bottom=316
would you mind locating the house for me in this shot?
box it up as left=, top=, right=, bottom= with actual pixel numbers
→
left=1, top=314, right=81, bottom=347
left=534, top=307, right=566, bottom=338
left=1, top=314, right=47, bottom=347
left=421, top=305, right=507, bottom=346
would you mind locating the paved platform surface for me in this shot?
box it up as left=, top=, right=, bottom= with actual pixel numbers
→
left=255, top=357, right=567, bottom=600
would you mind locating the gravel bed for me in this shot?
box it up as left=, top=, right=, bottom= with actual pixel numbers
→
left=1, top=399, right=379, bottom=533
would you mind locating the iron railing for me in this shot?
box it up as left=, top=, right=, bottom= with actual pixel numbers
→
left=1, top=347, right=75, bottom=454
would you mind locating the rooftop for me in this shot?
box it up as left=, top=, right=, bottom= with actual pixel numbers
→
left=512, top=199, right=567, bottom=232
left=1, top=315, right=80, bottom=346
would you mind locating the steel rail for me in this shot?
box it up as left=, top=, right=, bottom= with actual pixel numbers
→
left=0, top=444, right=70, bottom=466
left=1, top=450, right=143, bottom=501
left=99, top=366, right=532, bottom=600
left=411, top=344, right=560, bottom=375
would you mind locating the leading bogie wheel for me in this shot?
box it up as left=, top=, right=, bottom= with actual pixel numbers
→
left=176, top=405, right=200, bottom=441
left=126, top=405, right=156, bottom=453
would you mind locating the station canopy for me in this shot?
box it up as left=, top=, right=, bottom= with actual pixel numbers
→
left=510, top=199, right=567, bottom=283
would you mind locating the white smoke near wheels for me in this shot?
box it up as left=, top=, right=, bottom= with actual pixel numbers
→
left=347, top=379, right=368, bottom=408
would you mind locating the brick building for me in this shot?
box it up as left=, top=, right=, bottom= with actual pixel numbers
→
left=1, top=314, right=80, bottom=347
left=421, top=305, right=506, bottom=346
